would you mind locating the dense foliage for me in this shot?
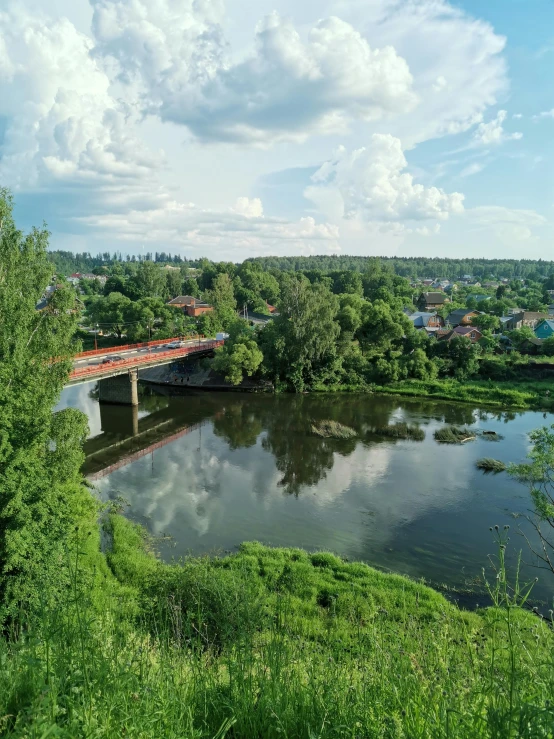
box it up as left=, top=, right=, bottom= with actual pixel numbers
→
left=0, top=189, right=93, bottom=621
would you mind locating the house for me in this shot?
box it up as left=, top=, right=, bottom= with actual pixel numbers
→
left=167, top=295, right=214, bottom=317
left=185, top=301, right=213, bottom=318
left=445, top=309, right=480, bottom=327
left=439, top=326, right=483, bottom=344
left=167, top=295, right=197, bottom=308
left=548, top=305, right=554, bottom=316
left=511, top=312, right=551, bottom=329
left=68, top=272, right=107, bottom=285
left=266, top=304, right=277, bottom=314
left=535, top=319, right=554, bottom=340
left=422, top=279, right=435, bottom=287
left=418, top=292, right=449, bottom=311
left=406, top=312, right=444, bottom=331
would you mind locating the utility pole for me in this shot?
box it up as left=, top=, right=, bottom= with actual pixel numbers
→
left=94, top=323, right=98, bottom=351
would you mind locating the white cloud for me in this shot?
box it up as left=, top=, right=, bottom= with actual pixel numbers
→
left=0, top=5, right=159, bottom=191
left=233, top=197, right=264, bottom=218
left=472, top=110, right=522, bottom=147
left=512, top=113, right=523, bottom=119
left=460, top=162, right=485, bottom=178
left=71, top=197, right=340, bottom=257
left=467, top=206, right=547, bottom=243
left=533, top=109, right=554, bottom=120
left=340, top=0, right=508, bottom=147
left=305, top=134, right=464, bottom=230
left=91, top=3, right=417, bottom=144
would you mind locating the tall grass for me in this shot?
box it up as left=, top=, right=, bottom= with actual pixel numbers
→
left=1, top=522, right=553, bottom=738
left=434, top=426, right=476, bottom=444
left=310, top=420, right=357, bottom=439
left=373, top=378, right=553, bottom=410
left=476, top=458, right=507, bottom=473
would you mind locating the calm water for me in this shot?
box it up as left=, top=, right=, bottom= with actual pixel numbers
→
left=58, top=384, right=554, bottom=606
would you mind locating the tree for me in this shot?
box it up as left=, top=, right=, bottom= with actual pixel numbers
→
left=207, top=273, right=237, bottom=329
left=166, top=269, right=182, bottom=299
left=86, top=292, right=133, bottom=339
left=509, top=425, right=554, bottom=577
left=0, top=189, right=93, bottom=620
left=129, top=261, right=167, bottom=299
left=471, top=313, right=500, bottom=332
left=542, top=336, right=554, bottom=357
left=358, top=300, right=413, bottom=355
left=508, top=327, right=535, bottom=351
left=213, top=322, right=263, bottom=385
left=182, top=276, right=200, bottom=298
left=259, top=274, right=341, bottom=392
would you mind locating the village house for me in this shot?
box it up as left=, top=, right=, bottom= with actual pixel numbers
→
left=417, top=292, right=449, bottom=311
left=506, top=311, right=551, bottom=330
left=535, top=319, right=554, bottom=340
left=167, top=295, right=214, bottom=318
left=445, top=308, right=480, bottom=327
left=439, top=326, right=483, bottom=344
left=406, top=312, right=444, bottom=332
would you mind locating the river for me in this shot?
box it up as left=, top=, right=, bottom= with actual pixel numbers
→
left=58, top=383, right=554, bottom=606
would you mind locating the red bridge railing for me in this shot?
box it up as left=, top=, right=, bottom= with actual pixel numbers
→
left=69, top=341, right=222, bottom=381
left=76, top=335, right=205, bottom=359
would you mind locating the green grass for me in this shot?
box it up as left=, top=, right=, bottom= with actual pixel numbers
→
left=373, top=378, right=554, bottom=410
left=434, top=426, right=476, bottom=444
left=476, top=458, right=507, bottom=473
left=1, top=518, right=554, bottom=738
left=310, top=420, right=357, bottom=439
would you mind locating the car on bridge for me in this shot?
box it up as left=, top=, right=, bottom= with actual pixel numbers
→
left=101, top=355, right=124, bottom=364
left=166, top=341, right=187, bottom=349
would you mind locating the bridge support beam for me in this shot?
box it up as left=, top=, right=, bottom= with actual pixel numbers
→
left=98, top=369, right=139, bottom=406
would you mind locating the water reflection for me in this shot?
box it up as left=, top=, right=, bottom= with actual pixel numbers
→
left=57, top=384, right=554, bottom=605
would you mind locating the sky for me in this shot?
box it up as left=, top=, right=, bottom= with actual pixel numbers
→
left=1, top=0, right=553, bottom=262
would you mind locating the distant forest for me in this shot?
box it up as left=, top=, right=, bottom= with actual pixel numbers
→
left=47, top=250, right=554, bottom=282
left=246, top=255, right=554, bottom=280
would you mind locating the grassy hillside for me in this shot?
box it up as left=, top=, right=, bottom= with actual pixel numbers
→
left=1, top=517, right=553, bottom=738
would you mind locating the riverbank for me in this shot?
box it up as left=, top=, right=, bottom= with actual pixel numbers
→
left=2, top=514, right=553, bottom=738
left=371, top=377, right=554, bottom=410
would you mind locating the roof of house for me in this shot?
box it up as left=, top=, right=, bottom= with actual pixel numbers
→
left=536, top=319, right=554, bottom=332
left=420, top=292, right=447, bottom=304
left=453, top=326, right=482, bottom=337
left=521, top=337, right=544, bottom=347
left=35, top=298, right=49, bottom=311
left=522, top=312, right=550, bottom=321
left=446, top=308, right=478, bottom=324
left=167, top=295, right=197, bottom=306
left=407, top=312, right=439, bottom=328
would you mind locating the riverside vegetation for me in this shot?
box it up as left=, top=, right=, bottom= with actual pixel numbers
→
left=2, top=189, right=554, bottom=737
left=48, top=242, right=554, bottom=409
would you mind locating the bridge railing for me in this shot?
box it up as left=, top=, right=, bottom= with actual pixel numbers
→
left=69, top=340, right=222, bottom=381
left=76, top=335, right=206, bottom=359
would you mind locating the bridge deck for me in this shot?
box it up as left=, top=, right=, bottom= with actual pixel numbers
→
left=68, top=340, right=223, bottom=386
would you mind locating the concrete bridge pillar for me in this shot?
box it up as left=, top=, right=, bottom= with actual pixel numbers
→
left=98, top=369, right=139, bottom=406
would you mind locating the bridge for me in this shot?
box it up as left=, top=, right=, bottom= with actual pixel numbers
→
left=68, top=337, right=223, bottom=405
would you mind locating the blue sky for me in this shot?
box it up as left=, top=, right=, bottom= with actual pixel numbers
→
left=1, top=0, right=553, bottom=261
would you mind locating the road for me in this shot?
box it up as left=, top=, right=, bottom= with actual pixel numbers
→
left=72, top=338, right=214, bottom=371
